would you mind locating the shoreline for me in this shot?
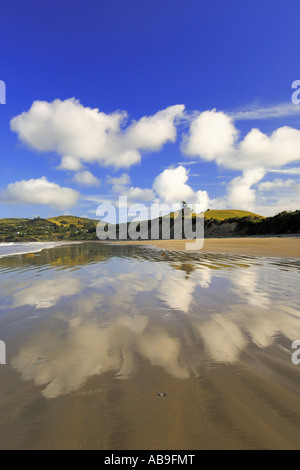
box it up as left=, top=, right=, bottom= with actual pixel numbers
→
left=0, top=237, right=299, bottom=259
left=104, top=236, right=300, bottom=258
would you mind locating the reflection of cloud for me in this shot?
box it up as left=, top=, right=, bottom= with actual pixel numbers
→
left=193, top=303, right=300, bottom=363
left=157, top=273, right=196, bottom=313
left=195, top=315, right=248, bottom=363
left=137, top=331, right=189, bottom=379
left=190, top=266, right=295, bottom=362
left=90, top=269, right=159, bottom=311
left=157, top=265, right=213, bottom=313
left=12, top=276, right=82, bottom=309
left=9, top=249, right=300, bottom=398
left=11, top=315, right=189, bottom=398
left=237, top=304, right=300, bottom=349
left=194, top=265, right=213, bottom=289
left=229, top=268, right=270, bottom=309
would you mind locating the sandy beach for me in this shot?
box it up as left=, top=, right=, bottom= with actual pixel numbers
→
left=109, top=236, right=300, bottom=258
left=1, top=351, right=300, bottom=450
left=0, top=242, right=300, bottom=450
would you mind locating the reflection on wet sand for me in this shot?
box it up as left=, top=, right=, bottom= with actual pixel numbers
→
left=11, top=276, right=83, bottom=309
left=0, top=243, right=300, bottom=449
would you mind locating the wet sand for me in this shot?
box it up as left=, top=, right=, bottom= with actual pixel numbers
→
left=0, top=243, right=300, bottom=449
left=1, top=351, right=300, bottom=450
left=111, top=236, right=300, bottom=258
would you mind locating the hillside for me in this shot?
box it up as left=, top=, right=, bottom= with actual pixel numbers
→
left=0, top=210, right=299, bottom=242
left=0, top=218, right=28, bottom=225
left=204, top=210, right=300, bottom=237
left=0, top=216, right=99, bottom=242
left=204, top=209, right=264, bottom=220
left=48, top=215, right=99, bottom=227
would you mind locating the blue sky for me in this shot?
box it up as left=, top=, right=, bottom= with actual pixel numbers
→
left=1, top=0, right=300, bottom=219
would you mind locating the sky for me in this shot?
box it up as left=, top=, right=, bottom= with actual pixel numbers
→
left=1, top=0, right=300, bottom=220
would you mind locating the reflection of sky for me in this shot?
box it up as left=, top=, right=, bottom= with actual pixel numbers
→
left=0, top=244, right=299, bottom=398
left=12, top=276, right=83, bottom=309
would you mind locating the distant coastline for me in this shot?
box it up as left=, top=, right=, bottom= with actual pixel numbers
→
left=0, top=209, right=299, bottom=243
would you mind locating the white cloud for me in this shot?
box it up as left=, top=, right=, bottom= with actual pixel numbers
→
left=57, top=155, right=84, bottom=171
left=177, top=160, right=199, bottom=166
left=269, top=167, right=300, bottom=175
left=182, top=109, right=300, bottom=171
left=258, top=178, right=296, bottom=192
left=126, top=186, right=154, bottom=202
left=125, top=105, right=184, bottom=150
left=181, top=109, right=238, bottom=164
left=181, top=109, right=300, bottom=214
left=107, top=173, right=131, bottom=192
left=231, top=102, right=300, bottom=120
left=153, top=166, right=209, bottom=211
left=255, top=196, right=300, bottom=216
left=107, top=172, right=153, bottom=203
left=237, top=126, right=300, bottom=170
left=11, top=98, right=185, bottom=170
left=91, top=166, right=209, bottom=212
left=210, top=171, right=300, bottom=215
left=1, top=177, right=79, bottom=209
left=73, top=171, right=100, bottom=186
left=226, top=168, right=265, bottom=211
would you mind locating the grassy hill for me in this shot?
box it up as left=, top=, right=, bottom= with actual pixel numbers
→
left=0, top=218, right=28, bottom=225
left=48, top=215, right=98, bottom=227
left=204, top=209, right=264, bottom=220
left=0, top=215, right=99, bottom=242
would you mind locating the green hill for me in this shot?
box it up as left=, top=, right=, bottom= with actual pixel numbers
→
left=0, top=218, right=28, bottom=225
left=204, top=209, right=264, bottom=220
left=48, top=215, right=98, bottom=227
left=0, top=215, right=100, bottom=242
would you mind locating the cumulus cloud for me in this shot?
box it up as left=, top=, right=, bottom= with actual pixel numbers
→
left=209, top=172, right=300, bottom=214
left=153, top=166, right=209, bottom=211
left=182, top=109, right=300, bottom=171
left=237, top=126, right=300, bottom=170
left=1, top=177, right=79, bottom=209
left=226, top=168, right=265, bottom=211
left=104, top=165, right=210, bottom=210
left=182, top=110, right=238, bottom=164
left=126, top=186, right=154, bottom=202
left=258, top=178, right=296, bottom=192
left=181, top=108, right=300, bottom=213
left=57, top=155, right=84, bottom=171
left=96, top=166, right=208, bottom=210
left=11, top=98, right=185, bottom=170
left=255, top=196, right=300, bottom=216
left=73, top=171, right=100, bottom=186
left=106, top=173, right=131, bottom=193
left=106, top=172, right=154, bottom=203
